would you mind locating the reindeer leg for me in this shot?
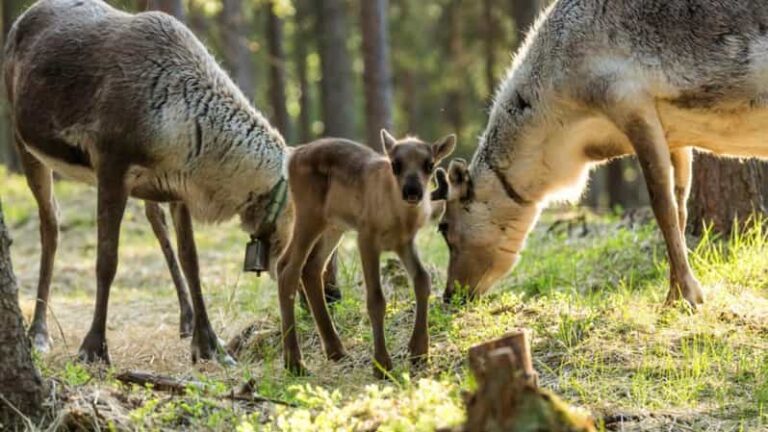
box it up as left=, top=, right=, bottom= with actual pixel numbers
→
left=397, top=240, right=431, bottom=366
left=622, top=115, right=703, bottom=308
left=144, top=201, right=194, bottom=338
left=671, top=147, right=693, bottom=233
left=359, top=234, right=392, bottom=378
left=322, top=252, right=342, bottom=304
left=298, top=250, right=341, bottom=310
left=277, top=218, right=325, bottom=375
left=17, top=144, right=58, bottom=353
left=301, top=229, right=346, bottom=361
left=78, top=164, right=129, bottom=364
left=169, top=202, right=234, bottom=366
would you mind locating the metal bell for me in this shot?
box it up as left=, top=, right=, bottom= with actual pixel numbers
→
left=243, top=237, right=270, bottom=275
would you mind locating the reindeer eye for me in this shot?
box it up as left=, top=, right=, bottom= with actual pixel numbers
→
left=424, top=160, right=434, bottom=173
left=516, top=91, right=531, bottom=111
left=392, top=160, right=402, bottom=175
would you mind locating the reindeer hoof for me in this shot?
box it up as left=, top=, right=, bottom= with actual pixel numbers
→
left=191, top=328, right=236, bottom=366
left=327, top=348, right=348, bottom=362
left=324, top=284, right=343, bottom=305
left=78, top=332, right=111, bottom=364
left=664, top=274, right=704, bottom=310
left=408, top=349, right=429, bottom=368
left=408, top=338, right=429, bottom=367
left=29, top=327, right=52, bottom=353
left=372, top=356, right=394, bottom=380
left=179, top=312, right=194, bottom=339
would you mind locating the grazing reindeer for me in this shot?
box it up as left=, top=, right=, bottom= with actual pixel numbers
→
left=4, top=0, right=305, bottom=364
left=436, top=0, right=768, bottom=308
left=278, top=131, right=455, bottom=376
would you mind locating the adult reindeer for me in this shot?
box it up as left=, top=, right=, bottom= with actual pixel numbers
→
left=4, top=0, right=317, bottom=364
left=437, top=0, right=768, bottom=308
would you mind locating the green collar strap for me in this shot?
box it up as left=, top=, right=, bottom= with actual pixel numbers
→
left=255, top=177, right=288, bottom=240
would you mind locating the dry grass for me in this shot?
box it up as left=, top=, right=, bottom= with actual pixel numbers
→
left=2, top=167, right=768, bottom=431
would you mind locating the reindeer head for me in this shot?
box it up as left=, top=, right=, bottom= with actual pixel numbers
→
left=433, top=158, right=542, bottom=303
left=380, top=129, right=456, bottom=205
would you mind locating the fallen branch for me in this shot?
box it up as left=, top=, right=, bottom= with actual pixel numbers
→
left=115, top=371, right=296, bottom=407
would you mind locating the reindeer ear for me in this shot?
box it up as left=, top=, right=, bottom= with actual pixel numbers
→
left=431, top=167, right=449, bottom=201
left=448, top=159, right=472, bottom=201
left=432, top=134, right=457, bottom=163
left=448, top=159, right=468, bottom=184
left=380, top=129, right=397, bottom=155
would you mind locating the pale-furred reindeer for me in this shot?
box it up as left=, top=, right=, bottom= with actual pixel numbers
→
left=278, top=131, right=455, bottom=377
left=3, top=0, right=327, bottom=365
left=436, top=0, right=768, bottom=308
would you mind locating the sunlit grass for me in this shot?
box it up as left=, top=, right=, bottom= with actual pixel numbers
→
left=2, top=168, right=768, bottom=430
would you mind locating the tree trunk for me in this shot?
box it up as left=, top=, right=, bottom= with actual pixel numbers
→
left=607, top=160, right=634, bottom=209
left=316, top=0, right=356, bottom=139
left=219, top=0, right=255, bottom=101
left=1, top=0, right=21, bottom=172
left=390, top=0, right=419, bottom=134
left=360, top=0, right=393, bottom=148
left=187, top=0, right=210, bottom=39
left=294, top=0, right=313, bottom=144
left=0, top=200, right=44, bottom=426
left=511, top=0, right=538, bottom=49
left=444, top=0, right=464, bottom=137
left=147, top=0, right=184, bottom=20
left=584, top=167, right=605, bottom=209
left=266, top=1, right=291, bottom=140
left=483, top=0, right=497, bottom=97
left=135, top=0, right=149, bottom=11
left=688, top=154, right=768, bottom=235
left=401, top=70, right=420, bottom=133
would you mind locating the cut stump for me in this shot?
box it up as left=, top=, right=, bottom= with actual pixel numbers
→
left=459, top=329, right=596, bottom=432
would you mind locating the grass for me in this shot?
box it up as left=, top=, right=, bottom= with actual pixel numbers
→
left=2, top=166, right=768, bottom=431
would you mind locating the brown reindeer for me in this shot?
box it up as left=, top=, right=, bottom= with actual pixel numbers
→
left=277, top=131, right=455, bottom=377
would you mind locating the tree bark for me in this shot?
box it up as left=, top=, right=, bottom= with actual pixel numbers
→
left=1, top=0, right=21, bottom=172
left=444, top=0, right=464, bottom=137
left=360, top=0, right=393, bottom=148
left=219, top=0, right=255, bottom=101
left=187, top=0, right=210, bottom=39
left=147, top=0, right=184, bottom=20
left=688, top=154, right=768, bottom=235
left=266, top=1, right=291, bottom=140
left=0, top=200, right=44, bottom=427
left=607, top=160, right=634, bottom=209
left=316, top=0, right=356, bottom=139
left=511, top=0, right=539, bottom=50
left=401, top=70, right=420, bottom=133
left=294, top=0, right=313, bottom=144
left=390, top=0, right=419, bottom=134
left=483, top=0, right=497, bottom=97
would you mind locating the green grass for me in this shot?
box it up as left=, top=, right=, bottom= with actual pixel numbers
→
left=2, top=167, right=768, bottom=431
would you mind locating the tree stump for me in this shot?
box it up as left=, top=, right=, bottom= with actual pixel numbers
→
left=461, top=329, right=595, bottom=432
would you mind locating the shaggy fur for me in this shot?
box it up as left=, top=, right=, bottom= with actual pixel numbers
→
left=4, top=0, right=288, bottom=364
left=441, top=0, right=768, bottom=306
left=5, top=0, right=286, bottom=225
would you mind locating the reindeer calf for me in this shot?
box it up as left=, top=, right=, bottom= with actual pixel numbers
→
left=278, top=130, right=455, bottom=377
